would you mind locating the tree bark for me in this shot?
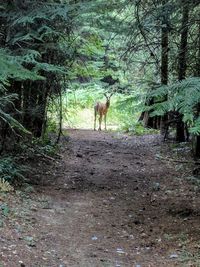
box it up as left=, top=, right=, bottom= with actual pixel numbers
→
left=160, top=0, right=169, bottom=134
left=178, top=2, right=189, bottom=81
left=161, top=2, right=169, bottom=86
left=192, top=22, right=200, bottom=156
left=176, top=0, right=190, bottom=142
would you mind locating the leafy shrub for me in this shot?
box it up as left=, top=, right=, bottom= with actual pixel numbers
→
left=121, top=121, right=158, bottom=135
left=27, top=137, right=58, bottom=157
left=0, top=157, right=25, bottom=183
left=148, top=77, right=200, bottom=134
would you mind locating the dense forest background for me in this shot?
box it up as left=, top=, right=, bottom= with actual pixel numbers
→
left=0, top=0, right=200, bottom=184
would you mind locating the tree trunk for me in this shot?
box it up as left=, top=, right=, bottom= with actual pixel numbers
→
left=176, top=0, right=189, bottom=142
left=160, top=0, right=169, bottom=134
left=195, top=137, right=200, bottom=157
left=178, top=2, right=189, bottom=81
left=143, top=99, right=154, bottom=128
left=22, top=81, right=49, bottom=138
left=192, top=135, right=200, bottom=158
left=161, top=1, right=169, bottom=86
left=192, top=22, right=200, bottom=157
left=196, top=21, right=200, bottom=77
left=32, top=84, right=49, bottom=138
left=176, top=116, right=186, bottom=142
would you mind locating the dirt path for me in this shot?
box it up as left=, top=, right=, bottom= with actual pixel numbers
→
left=1, top=129, right=200, bottom=267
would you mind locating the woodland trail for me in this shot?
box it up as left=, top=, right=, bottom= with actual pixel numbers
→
left=1, top=129, right=200, bottom=267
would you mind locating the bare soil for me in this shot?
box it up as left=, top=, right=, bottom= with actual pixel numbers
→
left=1, top=129, right=200, bottom=267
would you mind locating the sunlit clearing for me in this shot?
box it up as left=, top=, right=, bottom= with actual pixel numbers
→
left=63, top=108, right=118, bottom=130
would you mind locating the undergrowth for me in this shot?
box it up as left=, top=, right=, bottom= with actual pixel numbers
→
left=179, top=250, right=200, bottom=266
left=51, top=87, right=149, bottom=133
left=0, top=136, right=59, bottom=191
left=121, top=121, right=159, bottom=135
left=50, top=87, right=156, bottom=135
left=0, top=157, right=25, bottom=184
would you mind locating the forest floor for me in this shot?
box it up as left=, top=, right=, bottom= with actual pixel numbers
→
left=1, top=129, right=200, bottom=267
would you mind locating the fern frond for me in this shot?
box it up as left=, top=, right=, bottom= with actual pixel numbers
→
left=0, top=108, right=31, bottom=135
left=0, top=48, right=44, bottom=82
left=190, top=117, right=200, bottom=135
left=147, top=77, right=200, bottom=132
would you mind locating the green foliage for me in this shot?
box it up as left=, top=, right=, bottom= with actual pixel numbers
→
left=0, top=157, right=25, bottom=183
left=0, top=93, right=31, bottom=135
left=60, top=86, right=141, bottom=130
left=61, top=86, right=105, bottom=128
left=0, top=0, right=198, bottom=155
left=0, top=49, right=44, bottom=84
left=190, top=117, right=200, bottom=135
left=19, top=137, right=58, bottom=159
left=0, top=0, right=81, bottom=143
left=66, top=85, right=104, bottom=108
left=179, top=250, right=200, bottom=265
left=46, top=119, right=58, bottom=134
left=31, top=139, right=58, bottom=157
left=121, top=121, right=158, bottom=135
left=148, top=77, right=200, bottom=134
